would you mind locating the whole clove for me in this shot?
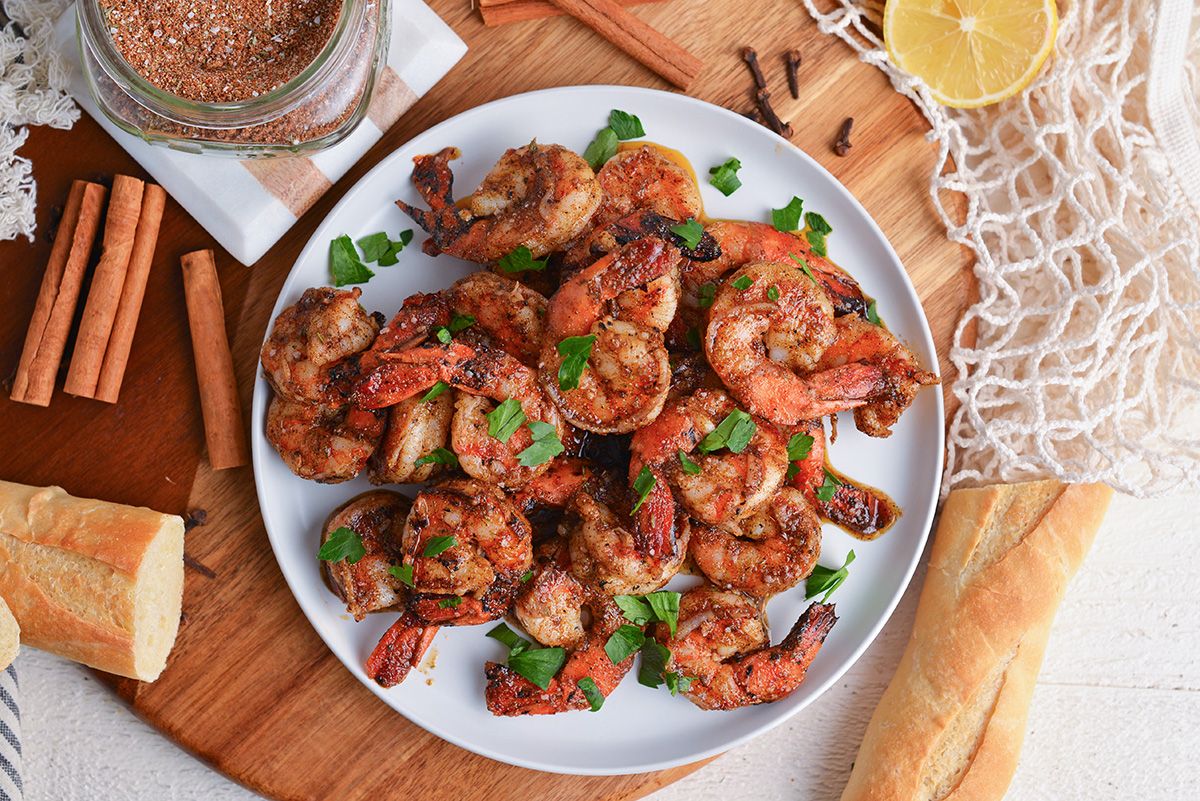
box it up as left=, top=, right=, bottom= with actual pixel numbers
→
left=742, top=47, right=768, bottom=91
left=756, top=88, right=793, bottom=138
left=787, top=50, right=802, bottom=99
left=834, top=117, right=854, bottom=157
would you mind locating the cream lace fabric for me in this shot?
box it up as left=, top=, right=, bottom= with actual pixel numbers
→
left=0, top=0, right=78, bottom=242
left=803, top=0, right=1200, bottom=497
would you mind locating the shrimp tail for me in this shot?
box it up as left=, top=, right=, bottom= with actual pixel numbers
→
left=365, top=612, right=439, bottom=688
left=634, top=470, right=679, bottom=558
left=602, top=210, right=722, bottom=262
left=409, top=580, right=520, bottom=625
left=397, top=147, right=485, bottom=255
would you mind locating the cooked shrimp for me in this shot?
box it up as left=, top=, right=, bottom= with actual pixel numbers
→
left=365, top=611, right=439, bottom=688
left=594, top=145, right=703, bottom=225
left=368, top=388, right=456, bottom=485
left=786, top=419, right=899, bottom=537
left=344, top=292, right=452, bottom=405
left=566, top=490, right=689, bottom=596
left=688, top=487, right=822, bottom=598
left=322, top=490, right=411, bottom=621
left=706, top=261, right=930, bottom=431
left=265, top=396, right=386, bottom=483
left=446, top=271, right=547, bottom=367
left=508, top=456, right=592, bottom=513
left=487, top=537, right=637, bottom=715
left=682, top=220, right=868, bottom=318
left=539, top=238, right=677, bottom=434
left=397, top=143, right=602, bottom=263
left=261, top=286, right=382, bottom=404
left=657, top=585, right=837, bottom=710
left=631, top=386, right=789, bottom=527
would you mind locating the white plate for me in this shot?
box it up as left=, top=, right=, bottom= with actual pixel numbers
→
left=251, top=86, right=944, bottom=776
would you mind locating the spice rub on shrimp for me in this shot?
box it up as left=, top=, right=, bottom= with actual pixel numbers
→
left=566, top=489, right=690, bottom=596
left=657, top=585, right=837, bottom=710
left=397, top=143, right=602, bottom=263
left=265, top=396, right=386, bottom=483
left=446, top=271, right=547, bottom=367
left=705, top=261, right=937, bottom=435
left=368, top=389, right=455, bottom=485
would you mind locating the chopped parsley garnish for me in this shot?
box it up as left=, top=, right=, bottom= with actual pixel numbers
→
left=388, top=564, right=414, bottom=586
left=422, top=535, right=457, bottom=557
left=669, top=219, right=704, bottom=249
left=696, top=409, right=757, bottom=455
left=866, top=299, right=881, bottom=326
left=499, top=245, right=548, bottom=273
left=686, top=326, right=703, bottom=351
left=604, top=623, right=646, bottom=663
left=789, top=251, right=817, bottom=283
left=732, top=275, right=753, bottom=291
left=708, top=158, right=743, bottom=196
left=614, top=591, right=681, bottom=636
left=697, top=283, right=717, bottom=308
left=317, top=526, right=365, bottom=564
left=805, top=211, right=832, bottom=257
left=678, top=449, right=701, bottom=475
left=487, top=622, right=532, bottom=656
left=787, top=433, right=814, bottom=462
left=609, top=109, right=646, bottom=140
left=487, top=398, right=527, bottom=443
left=814, top=468, right=842, bottom=502
left=556, top=334, right=597, bottom=391
left=772, top=196, right=804, bottom=231
left=509, top=647, right=567, bottom=690
left=413, top=447, right=459, bottom=469
left=438, top=596, right=463, bottom=608
left=329, top=235, right=374, bottom=286
left=357, top=229, right=414, bottom=266
left=432, top=313, right=475, bottom=344
left=665, top=670, right=693, bottom=695
left=637, top=640, right=671, bottom=688
left=806, top=549, right=856, bottom=602
left=517, top=420, right=565, bottom=467
left=420, top=381, right=448, bottom=403
left=768, top=284, right=780, bottom=301
left=631, top=465, right=656, bottom=513
left=584, top=127, right=619, bottom=170
left=577, top=676, right=605, bottom=711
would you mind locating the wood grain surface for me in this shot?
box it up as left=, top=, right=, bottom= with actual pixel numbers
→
left=0, top=1, right=972, bottom=799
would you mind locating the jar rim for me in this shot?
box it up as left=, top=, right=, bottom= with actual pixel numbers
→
left=77, top=0, right=369, bottom=128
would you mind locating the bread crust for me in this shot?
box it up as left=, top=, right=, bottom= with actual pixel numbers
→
left=840, top=480, right=1114, bottom=801
left=0, top=596, right=18, bottom=670
left=0, top=480, right=184, bottom=681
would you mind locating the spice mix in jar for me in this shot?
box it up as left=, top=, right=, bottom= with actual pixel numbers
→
left=78, top=0, right=390, bottom=156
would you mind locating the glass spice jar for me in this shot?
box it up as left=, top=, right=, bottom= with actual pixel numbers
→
left=76, top=0, right=390, bottom=158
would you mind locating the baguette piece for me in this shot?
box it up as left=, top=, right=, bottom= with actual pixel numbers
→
left=841, top=480, right=1114, bottom=801
left=0, top=481, right=185, bottom=681
left=0, top=596, right=18, bottom=670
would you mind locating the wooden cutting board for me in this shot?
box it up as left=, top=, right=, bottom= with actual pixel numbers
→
left=0, top=1, right=971, bottom=799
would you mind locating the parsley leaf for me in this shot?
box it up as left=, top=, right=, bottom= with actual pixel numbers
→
left=732, top=275, right=753, bottom=291
left=557, top=334, right=597, bottom=391
left=806, top=549, right=856, bottom=602
left=422, top=535, right=457, bottom=557
left=866, top=299, right=881, bottom=326
left=388, top=564, right=414, bottom=586
left=517, top=420, right=565, bottom=467
left=708, top=158, right=743, bottom=196
left=357, top=230, right=414, bottom=266
left=499, top=245, right=548, bottom=273
left=686, top=326, right=703, bottom=351
left=787, top=433, right=814, bottom=462
left=697, top=409, right=757, bottom=455
left=669, top=219, right=704, bottom=249
left=487, top=398, right=527, bottom=443
left=807, top=230, right=828, bottom=257
left=614, top=595, right=654, bottom=626
left=329, top=235, right=374, bottom=286
left=805, top=212, right=832, bottom=258
left=768, top=284, right=780, bottom=301
left=789, top=252, right=818, bottom=283
left=487, top=622, right=532, bottom=656
left=609, top=109, right=646, bottom=140
left=697, top=283, right=717, bottom=308
left=414, top=447, right=459, bottom=469
left=508, top=647, right=567, bottom=690
left=577, top=676, right=605, bottom=711
left=431, top=313, right=475, bottom=344
left=665, top=671, right=693, bottom=695
left=772, top=196, right=804, bottom=231
left=318, top=526, right=366, bottom=564
left=438, top=596, right=463, bottom=608
left=638, top=640, right=671, bottom=688
left=604, top=624, right=646, bottom=664
left=679, top=449, right=701, bottom=475
left=584, top=127, right=619, bottom=170
left=614, top=591, right=680, bottom=636
left=815, top=468, right=842, bottom=502
left=420, top=381, right=448, bottom=403
left=631, top=465, right=656, bottom=514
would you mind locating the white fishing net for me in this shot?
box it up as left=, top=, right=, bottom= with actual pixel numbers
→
left=0, top=0, right=79, bottom=242
left=803, top=0, right=1200, bottom=497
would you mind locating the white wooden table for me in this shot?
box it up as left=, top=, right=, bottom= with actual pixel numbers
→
left=19, top=489, right=1200, bottom=800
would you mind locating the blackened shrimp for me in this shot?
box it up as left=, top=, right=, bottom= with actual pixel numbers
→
left=688, top=487, right=822, bottom=598
left=539, top=238, right=677, bottom=434
left=368, top=388, right=455, bottom=485
left=487, top=536, right=638, bottom=715
left=397, top=144, right=602, bottom=263
left=566, top=490, right=689, bottom=596
left=705, top=261, right=937, bottom=434
left=260, top=286, right=382, bottom=405
left=657, top=585, right=837, bottom=710
left=321, top=490, right=411, bottom=621
left=265, top=396, right=386, bottom=483
left=401, top=478, right=533, bottom=625
left=594, top=145, right=703, bottom=226
left=446, top=271, right=547, bottom=367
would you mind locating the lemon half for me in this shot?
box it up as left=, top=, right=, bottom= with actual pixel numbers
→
left=883, top=0, right=1058, bottom=109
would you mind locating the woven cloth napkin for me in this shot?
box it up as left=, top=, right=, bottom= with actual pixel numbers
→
left=51, top=0, right=466, bottom=265
left=0, top=665, right=20, bottom=801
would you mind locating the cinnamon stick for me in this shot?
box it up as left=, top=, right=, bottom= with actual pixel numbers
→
left=10, top=180, right=109, bottom=407
left=64, top=174, right=145, bottom=399
left=94, top=183, right=167, bottom=403
left=545, top=0, right=704, bottom=90
left=479, top=0, right=668, bottom=26
left=181, top=249, right=248, bottom=470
